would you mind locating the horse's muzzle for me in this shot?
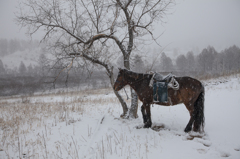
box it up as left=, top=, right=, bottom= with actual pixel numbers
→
left=114, top=80, right=121, bottom=91
left=114, top=85, right=120, bottom=91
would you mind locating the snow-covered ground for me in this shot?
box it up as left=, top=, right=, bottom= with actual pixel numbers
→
left=0, top=75, right=240, bottom=159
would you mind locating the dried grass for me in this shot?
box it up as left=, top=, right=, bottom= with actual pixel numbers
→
left=0, top=87, right=117, bottom=158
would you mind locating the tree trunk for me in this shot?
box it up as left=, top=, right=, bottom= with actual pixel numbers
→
left=129, top=89, right=138, bottom=118
left=109, top=67, right=129, bottom=117
left=124, top=54, right=138, bottom=118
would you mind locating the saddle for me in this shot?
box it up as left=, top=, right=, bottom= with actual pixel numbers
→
left=153, top=73, right=174, bottom=83
left=149, top=72, right=179, bottom=103
left=149, top=73, right=178, bottom=88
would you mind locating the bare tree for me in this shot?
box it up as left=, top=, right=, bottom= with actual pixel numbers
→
left=17, top=0, right=174, bottom=118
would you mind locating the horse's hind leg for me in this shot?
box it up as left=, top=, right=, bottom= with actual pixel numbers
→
left=184, top=103, right=195, bottom=132
left=185, top=115, right=195, bottom=132
left=193, top=91, right=205, bottom=132
left=143, top=103, right=152, bottom=128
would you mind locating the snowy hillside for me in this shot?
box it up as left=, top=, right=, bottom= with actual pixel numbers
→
left=2, top=48, right=41, bottom=69
left=0, top=75, right=240, bottom=158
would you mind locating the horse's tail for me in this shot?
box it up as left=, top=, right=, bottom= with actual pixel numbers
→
left=193, top=85, right=205, bottom=132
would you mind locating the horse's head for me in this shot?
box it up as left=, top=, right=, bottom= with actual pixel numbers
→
left=114, top=68, right=128, bottom=91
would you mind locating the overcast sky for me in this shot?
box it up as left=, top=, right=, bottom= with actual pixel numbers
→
left=0, top=0, right=240, bottom=50
left=0, top=0, right=26, bottom=39
left=158, top=0, right=240, bottom=50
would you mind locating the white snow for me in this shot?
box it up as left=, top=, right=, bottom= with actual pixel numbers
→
left=0, top=76, right=240, bottom=158
left=2, top=48, right=41, bottom=69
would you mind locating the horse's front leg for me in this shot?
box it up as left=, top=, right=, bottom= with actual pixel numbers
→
left=143, top=103, right=152, bottom=128
left=141, top=105, right=147, bottom=124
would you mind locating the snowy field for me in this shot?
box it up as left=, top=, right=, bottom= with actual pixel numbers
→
left=0, top=75, right=240, bottom=159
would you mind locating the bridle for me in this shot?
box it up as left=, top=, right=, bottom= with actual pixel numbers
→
left=114, top=80, right=122, bottom=84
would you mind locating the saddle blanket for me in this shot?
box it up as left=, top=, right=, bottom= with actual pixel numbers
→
left=153, top=81, right=168, bottom=103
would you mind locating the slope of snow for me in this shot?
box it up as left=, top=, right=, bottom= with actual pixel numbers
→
left=0, top=76, right=240, bottom=158
left=2, top=48, right=41, bottom=69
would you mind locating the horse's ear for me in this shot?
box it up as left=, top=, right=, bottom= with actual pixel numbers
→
left=118, top=68, right=123, bottom=71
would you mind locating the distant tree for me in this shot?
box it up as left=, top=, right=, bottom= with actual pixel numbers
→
left=7, top=66, right=19, bottom=76
left=176, top=54, right=188, bottom=72
left=38, top=53, right=49, bottom=77
left=186, top=51, right=195, bottom=72
left=0, top=59, right=6, bottom=74
left=212, top=53, right=224, bottom=74
left=159, top=52, right=174, bottom=72
left=33, top=65, right=41, bottom=76
left=231, top=45, right=240, bottom=71
left=223, top=45, right=240, bottom=72
left=165, top=57, right=174, bottom=72
left=19, top=61, right=27, bottom=75
left=197, top=46, right=216, bottom=73
left=27, top=64, right=34, bottom=76
left=197, top=48, right=207, bottom=72
left=0, top=39, right=9, bottom=56
left=206, top=46, right=217, bottom=70
left=132, top=54, right=145, bottom=73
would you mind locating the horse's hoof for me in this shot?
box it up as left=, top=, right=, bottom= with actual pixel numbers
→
left=184, top=127, right=192, bottom=133
left=143, top=125, right=150, bottom=128
left=143, top=123, right=152, bottom=128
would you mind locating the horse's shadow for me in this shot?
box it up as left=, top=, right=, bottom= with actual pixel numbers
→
left=135, top=123, right=169, bottom=131
left=151, top=123, right=169, bottom=131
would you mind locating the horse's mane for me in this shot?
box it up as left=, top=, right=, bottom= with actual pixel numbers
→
left=123, top=69, right=152, bottom=80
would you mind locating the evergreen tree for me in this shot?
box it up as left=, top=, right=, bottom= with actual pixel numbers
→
left=0, top=59, right=6, bottom=74
left=159, top=52, right=174, bottom=72
left=176, top=54, right=188, bottom=72
left=19, top=61, right=27, bottom=75
left=38, top=53, right=48, bottom=76
left=186, top=51, right=195, bottom=72
left=27, top=64, right=34, bottom=75
left=132, top=54, right=145, bottom=73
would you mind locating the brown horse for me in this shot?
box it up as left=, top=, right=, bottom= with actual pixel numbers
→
left=114, top=69, right=205, bottom=133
